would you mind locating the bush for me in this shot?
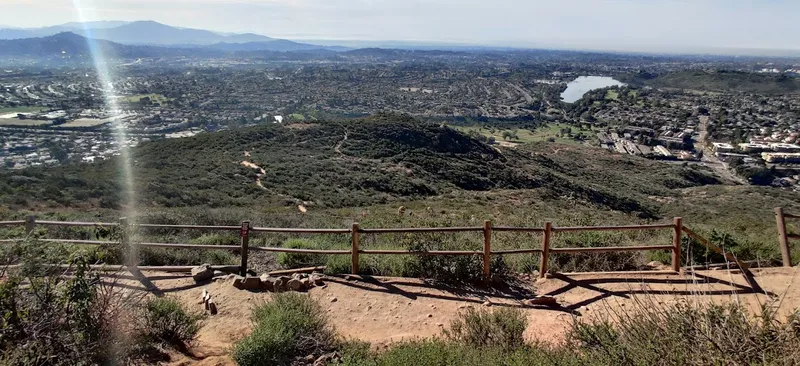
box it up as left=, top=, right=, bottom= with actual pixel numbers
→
left=140, top=297, right=203, bottom=348
left=444, top=307, right=528, bottom=350
left=277, top=239, right=326, bottom=268
left=0, top=249, right=121, bottom=365
left=568, top=299, right=800, bottom=365
left=232, top=293, right=336, bottom=366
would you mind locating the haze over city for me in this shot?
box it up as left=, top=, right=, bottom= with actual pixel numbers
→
left=1, top=0, right=799, bottom=54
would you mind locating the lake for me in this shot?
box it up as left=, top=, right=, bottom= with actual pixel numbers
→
left=560, top=76, right=625, bottom=103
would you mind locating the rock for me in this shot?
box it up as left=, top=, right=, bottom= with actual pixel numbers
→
left=647, top=261, right=664, bottom=268
left=303, top=354, right=316, bottom=362
left=287, top=278, right=304, bottom=291
left=523, top=296, right=558, bottom=307
left=311, top=274, right=324, bottom=286
left=260, top=274, right=276, bottom=292
left=344, top=274, right=359, bottom=281
left=232, top=275, right=261, bottom=290
left=314, top=352, right=340, bottom=366
left=483, top=301, right=492, bottom=307
left=208, top=298, right=218, bottom=315
left=191, top=264, right=214, bottom=282
left=300, top=278, right=312, bottom=289
left=426, top=314, right=433, bottom=318
left=330, top=297, right=338, bottom=303
left=436, top=323, right=444, bottom=327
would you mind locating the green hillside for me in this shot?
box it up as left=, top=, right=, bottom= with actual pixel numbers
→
left=624, top=70, right=800, bottom=94
left=0, top=113, right=719, bottom=217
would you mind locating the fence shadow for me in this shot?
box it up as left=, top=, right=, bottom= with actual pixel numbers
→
left=543, top=271, right=776, bottom=311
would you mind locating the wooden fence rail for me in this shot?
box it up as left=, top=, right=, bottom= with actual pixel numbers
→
left=775, top=207, right=799, bottom=267
left=3, top=214, right=760, bottom=282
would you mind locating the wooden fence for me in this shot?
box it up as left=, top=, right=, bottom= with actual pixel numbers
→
left=0, top=215, right=752, bottom=282
left=775, top=207, right=800, bottom=267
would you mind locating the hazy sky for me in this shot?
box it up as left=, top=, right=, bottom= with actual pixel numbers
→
left=1, top=0, right=798, bottom=52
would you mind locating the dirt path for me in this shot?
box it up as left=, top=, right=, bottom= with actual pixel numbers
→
left=334, top=130, right=348, bottom=155
left=112, top=267, right=800, bottom=364
left=696, top=116, right=747, bottom=185
left=240, top=152, right=267, bottom=190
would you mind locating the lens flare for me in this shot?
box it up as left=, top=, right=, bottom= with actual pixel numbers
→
left=71, top=1, right=137, bottom=256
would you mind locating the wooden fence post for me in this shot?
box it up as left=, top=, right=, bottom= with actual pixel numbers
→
left=240, top=221, right=250, bottom=276
left=25, top=215, right=35, bottom=235
left=672, top=217, right=682, bottom=272
left=539, top=221, right=552, bottom=278
left=483, top=220, right=492, bottom=284
left=775, top=207, right=792, bottom=267
left=351, top=222, right=360, bottom=275
left=119, top=217, right=134, bottom=266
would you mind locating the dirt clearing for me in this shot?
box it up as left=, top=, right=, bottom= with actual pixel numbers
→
left=113, top=267, right=800, bottom=364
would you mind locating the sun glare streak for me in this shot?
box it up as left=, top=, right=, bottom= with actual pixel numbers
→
left=71, top=0, right=137, bottom=249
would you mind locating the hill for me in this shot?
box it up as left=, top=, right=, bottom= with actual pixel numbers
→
left=623, top=69, right=800, bottom=94
left=0, top=113, right=721, bottom=216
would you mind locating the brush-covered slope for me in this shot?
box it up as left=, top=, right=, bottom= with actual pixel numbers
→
left=0, top=114, right=720, bottom=214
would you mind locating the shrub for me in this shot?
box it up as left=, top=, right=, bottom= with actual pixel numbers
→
left=140, top=297, right=203, bottom=348
left=0, top=249, right=123, bottom=365
left=444, top=307, right=528, bottom=350
left=568, top=299, right=800, bottom=365
left=232, top=293, right=335, bottom=366
left=277, top=239, right=326, bottom=268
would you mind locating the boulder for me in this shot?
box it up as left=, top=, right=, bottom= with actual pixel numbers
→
left=310, top=274, right=325, bottom=286
left=300, top=278, right=312, bottom=289
left=287, top=278, right=304, bottom=291
left=524, top=296, right=558, bottom=307
left=260, top=274, right=276, bottom=292
left=232, top=275, right=261, bottom=290
left=191, top=264, right=214, bottom=282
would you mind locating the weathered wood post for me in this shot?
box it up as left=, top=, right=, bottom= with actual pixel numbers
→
left=25, top=215, right=35, bottom=235
left=539, top=221, right=552, bottom=278
left=483, top=220, right=492, bottom=284
left=351, top=222, right=360, bottom=275
left=672, top=217, right=683, bottom=272
left=775, top=207, right=792, bottom=267
left=120, top=217, right=135, bottom=267
left=240, top=221, right=250, bottom=276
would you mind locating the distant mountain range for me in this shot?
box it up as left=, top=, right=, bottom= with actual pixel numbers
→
left=0, top=20, right=277, bottom=45
left=0, top=21, right=352, bottom=59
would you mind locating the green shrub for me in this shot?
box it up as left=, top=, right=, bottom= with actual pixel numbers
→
left=568, top=300, right=800, bottom=365
left=277, top=239, right=326, bottom=268
left=138, top=247, right=235, bottom=266
left=0, top=249, right=121, bottom=365
left=140, top=297, right=202, bottom=347
left=232, top=293, right=335, bottom=366
left=444, top=307, right=528, bottom=350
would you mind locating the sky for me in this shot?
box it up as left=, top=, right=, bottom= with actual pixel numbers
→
left=0, top=0, right=798, bottom=53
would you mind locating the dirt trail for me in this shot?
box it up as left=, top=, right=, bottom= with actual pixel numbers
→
left=240, top=152, right=267, bottom=190
left=696, top=116, right=747, bottom=185
left=334, top=130, right=348, bottom=155
left=114, top=267, right=800, bottom=365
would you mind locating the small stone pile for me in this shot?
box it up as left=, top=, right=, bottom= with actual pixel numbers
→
left=231, top=272, right=325, bottom=292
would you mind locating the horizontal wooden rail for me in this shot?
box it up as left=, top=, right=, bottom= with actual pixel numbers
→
left=1, top=264, right=241, bottom=273
left=359, top=227, right=483, bottom=233
left=551, top=223, right=675, bottom=233
left=682, top=226, right=750, bottom=271
left=359, top=249, right=482, bottom=255
left=136, top=242, right=242, bottom=250
left=491, top=248, right=543, bottom=254
left=250, top=227, right=351, bottom=234
left=0, top=220, right=24, bottom=226
left=492, top=226, right=545, bottom=233
left=0, top=238, right=115, bottom=245
left=35, top=220, right=119, bottom=227
left=250, top=246, right=351, bottom=254
left=549, top=245, right=674, bottom=254
left=789, top=234, right=800, bottom=240
left=782, top=213, right=800, bottom=219
left=137, top=224, right=240, bottom=231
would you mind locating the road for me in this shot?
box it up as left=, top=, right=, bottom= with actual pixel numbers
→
left=696, top=115, right=747, bottom=185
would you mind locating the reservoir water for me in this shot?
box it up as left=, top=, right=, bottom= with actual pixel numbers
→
left=560, top=76, right=625, bottom=103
